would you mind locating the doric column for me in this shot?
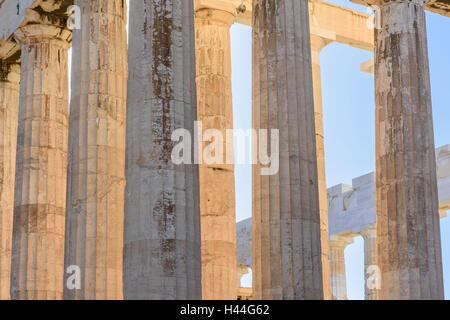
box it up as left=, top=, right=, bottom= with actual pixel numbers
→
left=374, top=0, right=444, bottom=299
left=360, top=226, right=379, bottom=300
left=0, top=60, right=20, bottom=300
left=64, top=0, right=128, bottom=300
left=123, top=0, right=202, bottom=299
left=194, top=0, right=238, bottom=300
left=11, top=16, right=71, bottom=300
left=252, top=0, right=323, bottom=300
left=310, top=34, right=332, bottom=301
left=329, top=235, right=353, bottom=300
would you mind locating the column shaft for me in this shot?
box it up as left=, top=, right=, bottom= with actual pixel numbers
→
left=0, top=61, right=20, bottom=300
left=64, top=0, right=128, bottom=300
left=375, top=0, right=444, bottom=299
left=252, top=0, right=323, bottom=300
left=329, top=237, right=351, bottom=300
left=361, top=227, right=379, bottom=300
left=11, top=23, right=71, bottom=300
left=310, top=35, right=331, bottom=300
left=194, top=6, right=238, bottom=300
left=123, top=0, right=202, bottom=299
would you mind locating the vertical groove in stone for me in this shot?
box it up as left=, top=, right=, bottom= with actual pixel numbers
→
left=375, top=0, right=444, bottom=300
left=361, top=227, right=379, bottom=300
left=124, top=0, right=201, bottom=300
left=0, top=61, right=20, bottom=300
left=310, top=35, right=331, bottom=301
left=252, top=0, right=323, bottom=300
left=194, top=7, right=238, bottom=300
left=11, top=23, right=71, bottom=300
left=328, top=236, right=351, bottom=300
left=64, top=0, right=128, bottom=300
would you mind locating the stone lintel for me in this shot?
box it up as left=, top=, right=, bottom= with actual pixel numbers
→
left=329, top=234, right=355, bottom=247
left=350, top=0, right=450, bottom=17
left=195, top=0, right=238, bottom=17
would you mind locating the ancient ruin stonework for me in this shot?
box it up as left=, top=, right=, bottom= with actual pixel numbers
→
left=123, top=0, right=202, bottom=300
left=252, top=0, right=323, bottom=300
left=10, top=9, right=72, bottom=300
left=374, top=0, right=444, bottom=299
left=0, top=0, right=448, bottom=301
left=194, top=1, right=238, bottom=300
left=0, top=60, right=19, bottom=300
left=64, top=0, right=128, bottom=300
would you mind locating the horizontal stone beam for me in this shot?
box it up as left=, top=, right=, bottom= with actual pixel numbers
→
left=351, top=0, right=450, bottom=18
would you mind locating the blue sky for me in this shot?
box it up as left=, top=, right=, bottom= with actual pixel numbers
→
left=230, top=1, right=450, bottom=299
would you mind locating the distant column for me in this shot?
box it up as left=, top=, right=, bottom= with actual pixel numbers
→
left=310, top=34, right=332, bottom=300
left=64, top=0, right=128, bottom=300
left=123, top=0, right=202, bottom=299
left=374, top=0, right=444, bottom=299
left=329, top=236, right=353, bottom=300
left=11, top=19, right=71, bottom=300
left=0, top=60, right=20, bottom=300
left=361, top=227, right=379, bottom=300
left=194, top=1, right=238, bottom=300
left=252, top=0, right=323, bottom=299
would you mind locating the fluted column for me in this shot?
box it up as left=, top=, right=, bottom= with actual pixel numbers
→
left=310, top=34, right=332, bottom=301
left=375, top=0, right=444, bottom=299
left=361, top=227, right=379, bottom=300
left=124, top=0, right=202, bottom=299
left=11, top=20, right=71, bottom=300
left=194, top=1, right=237, bottom=300
left=0, top=61, right=20, bottom=300
left=64, top=0, right=128, bottom=300
left=252, top=0, right=323, bottom=300
left=329, top=235, right=353, bottom=300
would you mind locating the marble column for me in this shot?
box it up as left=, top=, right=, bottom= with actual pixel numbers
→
left=194, top=1, right=238, bottom=300
left=64, top=0, right=128, bottom=300
left=361, top=226, right=379, bottom=300
left=11, top=20, right=71, bottom=300
left=310, top=34, right=332, bottom=301
left=329, top=235, right=353, bottom=300
left=375, top=0, right=444, bottom=299
left=252, top=0, right=323, bottom=300
left=123, top=0, right=202, bottom=299
left=0, top=60, right=20, bottom=300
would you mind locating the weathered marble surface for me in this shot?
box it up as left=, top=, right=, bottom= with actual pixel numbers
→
left=236, top=144, right=450, bottom=299
left=123, top=0, right=201, bottom=300
left=0, top=61, right=20, bottom=300
left=11, top=13, right=72, bottom=300
left=252, top=0, right=323, bottom=300
left=64, top=0, right=128, bottom=300
left=374, top=0, right=444, bottom=299
left=194, top=1, right=238, bottom=300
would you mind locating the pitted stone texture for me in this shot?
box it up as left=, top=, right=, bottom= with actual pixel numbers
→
left=123, top=0, right=201, bottom=300
left=11, top=22, right=71, bottom=300
left=252, top=0, right=323, bottom=300
left=194, top=6, right=238, bottom=300
left=0, top=62, right=20, bottom=300
left=375, top=0, right=444, bottom=299
left=63, top=0, right=128, bottom=300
